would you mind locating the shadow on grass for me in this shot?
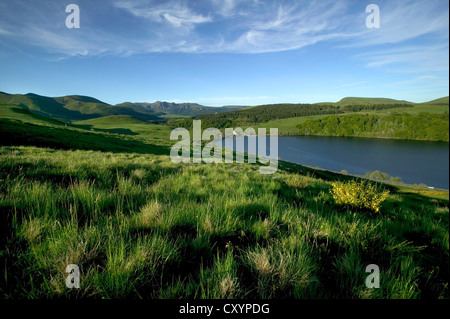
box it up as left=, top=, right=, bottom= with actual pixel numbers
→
left=383, top=191, right=449, bottom=217
left=0, top=118, right=169, bottom=156
left=232, top=203, right=270, bottom=220
left=71, top=123, right=139, bottom=136
left=163, top=237, right=213, bottom=283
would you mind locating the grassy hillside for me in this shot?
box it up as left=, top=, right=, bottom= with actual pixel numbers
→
left=73, top=115, right=172, bottom=139
left=373, top=101, right=449, bottom=115
left=0, top=144, right=448, bottom=299
left=0, top=105, right=171, bottom=155
left=421, top=96, right=449, bottom=105
left=0, top=118, right=170, bottom=155
left=0, top=104, right=68, bottom=127
left=336, top=97, right=413, bottom=105
left=75, top=115, right=151, bottom=126
left=0, top=93, right=92, bottom=121
left=0, top=92, right=163, bottom=122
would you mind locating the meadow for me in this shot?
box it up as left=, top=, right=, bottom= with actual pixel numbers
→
left=0, top=102, right=448, bottom=299
left=0, top=147, right=448, bottom=299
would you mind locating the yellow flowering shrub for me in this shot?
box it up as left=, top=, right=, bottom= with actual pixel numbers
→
left=330, top=180, right=390, bottom=213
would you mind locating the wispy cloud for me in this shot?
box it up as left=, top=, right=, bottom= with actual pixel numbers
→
left=221, top=1, right=353, bottom=53
left=349, top=0, right=449, bottom=47
left=0, top=28, right=10, bottom=35
left=0, top=0, right=448, bottom=57
left=114, top=0, right=212, bottom=30
left=357, top=44, right=449, bottom=73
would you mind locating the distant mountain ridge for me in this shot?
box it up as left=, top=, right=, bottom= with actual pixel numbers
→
left=0, top=92, right=247, bottom=122
left=117, top=101, right=246, bottom=117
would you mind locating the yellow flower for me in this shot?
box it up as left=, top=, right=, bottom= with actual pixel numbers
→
left=330, top=180, right=389, bottom=213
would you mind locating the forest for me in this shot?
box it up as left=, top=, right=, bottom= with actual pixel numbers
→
left=296, top=112, right=449, bottom=141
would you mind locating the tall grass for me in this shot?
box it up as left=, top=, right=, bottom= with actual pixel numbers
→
left=0, top=145, right=448, bottom=299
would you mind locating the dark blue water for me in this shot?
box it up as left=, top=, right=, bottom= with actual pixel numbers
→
left=219, top=135, right=449, bottom=189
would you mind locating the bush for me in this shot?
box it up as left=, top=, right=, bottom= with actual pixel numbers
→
left=365, top=170, right=403, bottom=183
left=330, top=180, right=390, bottom=213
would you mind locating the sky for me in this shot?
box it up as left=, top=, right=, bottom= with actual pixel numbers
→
left=0, top=0, right=448, bottom=106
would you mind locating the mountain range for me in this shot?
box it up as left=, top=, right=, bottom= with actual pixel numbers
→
left=0, top=91, right=448, bottom=125
left=116, top=101, right=246, bottom=117
left=0, top=92, right=246, bottom=123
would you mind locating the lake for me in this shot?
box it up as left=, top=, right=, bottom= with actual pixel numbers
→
left=218, top=135, right=449, bottom=189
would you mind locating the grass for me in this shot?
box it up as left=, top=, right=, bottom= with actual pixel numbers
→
left=74, top=115, right=150, bottom=126
left=73, top=115, right=172, bottom=139
left=373, top=103, right=449, bottom=115
left=0, top=144, right=448, bottom=299
left=0, top=118, right=171, bottom=155
left=0, top=104, right=68, bottom=127
left=249, top=114, right=333, bottom=135
left=0, top=104, right=173, bottom=154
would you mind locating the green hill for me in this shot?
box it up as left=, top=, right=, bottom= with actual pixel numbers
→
left=54, top=94, right=108, bottom=105
left=0, top=103, right=67, bottom=126
left=0, top=92, right=90, bottom=121
left=420, top=96, right=449, bottom=105
left=0, top=92, right=163, bottom=122
left=336, top=97, right=413, bottom=105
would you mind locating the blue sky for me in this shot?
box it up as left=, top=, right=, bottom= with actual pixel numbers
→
left=0, top=0, right=448, bottom=106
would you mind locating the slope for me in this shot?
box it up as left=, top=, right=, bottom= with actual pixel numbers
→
left=0, top=92, right=163, bottom=122
left=73, top=115, right=172, bottom=139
